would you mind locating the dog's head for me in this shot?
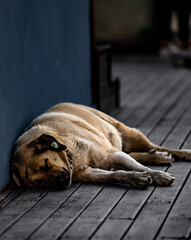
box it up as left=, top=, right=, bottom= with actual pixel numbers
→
left=11, top=128, right=73, bottom=189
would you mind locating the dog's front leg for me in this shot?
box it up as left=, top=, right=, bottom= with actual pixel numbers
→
left=107, top=151, right=175, bottom=186
left=73, top=167, right=152, bottom=188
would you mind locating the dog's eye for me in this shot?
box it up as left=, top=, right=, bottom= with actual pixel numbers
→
left=51, top=142, right=59, bottom=149
left=49, top=141, right=67, bottom=152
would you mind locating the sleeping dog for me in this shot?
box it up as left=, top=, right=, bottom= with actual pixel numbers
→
left=11, top=103, right=191, bottom=188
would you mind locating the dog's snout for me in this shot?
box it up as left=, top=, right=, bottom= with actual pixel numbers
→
left=56, top=170, right=70, bottom=188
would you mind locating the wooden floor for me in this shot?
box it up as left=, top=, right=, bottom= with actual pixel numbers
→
left=1, top=56, right=191, bottom=240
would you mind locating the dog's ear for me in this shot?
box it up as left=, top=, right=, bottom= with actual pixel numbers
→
left=11, top=166, right=24, bottom=187
left=29, top=134, right=67, bottom=152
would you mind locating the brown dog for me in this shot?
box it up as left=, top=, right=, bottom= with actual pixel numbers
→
left=11, top=103, right=191, bottom=189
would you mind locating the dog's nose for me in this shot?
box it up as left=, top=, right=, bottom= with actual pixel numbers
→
left=56, top=171, right=70, bottom=188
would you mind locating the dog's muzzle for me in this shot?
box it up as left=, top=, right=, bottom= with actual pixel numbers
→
left=55, top=169, right=71, bottom=188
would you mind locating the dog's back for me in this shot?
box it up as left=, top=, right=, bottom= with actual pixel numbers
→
left=27, top=103, right=122, bottom=150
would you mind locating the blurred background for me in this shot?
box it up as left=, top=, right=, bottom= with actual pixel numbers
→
left=92, top=0, right=191, bottom=111
left=93, top=0, right=191, bottom=54
left=94, top=0, right=157, bottom=53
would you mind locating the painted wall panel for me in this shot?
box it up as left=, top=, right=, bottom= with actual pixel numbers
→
left=0, top=0, right=91, bottom=188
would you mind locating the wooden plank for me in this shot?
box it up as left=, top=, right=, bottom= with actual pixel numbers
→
left=91, top=162, right=190, bottom=240
left=122, top=161, right=191, bottom=240
left=91, top=182, right=162, bottom=237
left=109, top=187, right=154, bottom=220
left=122, top=71, right=168, bottom=108
left=0, top=189, right=48, bottom=237
left=0, top=183, right=15, bottom=203
left=121, top=107, right=191, bottom=239
left=60, top=185, right=127, bottom=240
left=157, top=171, right=191, bottom=239
left=148, top=97, right=190, bottom=146
left=123, top=70, right=183, bottom=127
left=90, top=188, right=155, bottom=240
left=28, top=184, right=104, bottom=240
left=111, top=66, right=169, bottom=121
left=0, top=184, right=80, bottom=239
left=112, top=74, right=168, bottom=123
left=162, top=108, right=191, bottom=149
left=112, top=62, right=147, bottom=91
left=180, top=128, right=191, bottom=150
left=112, top=70, right=173, bottom=122
left=140, top=80, right=191, bottom=136
left=132, top=73, right=189, bottom=130
left=120, top=71, right=160, bottom=106
left=0, top=183, right=22, bottom=209
left=156, top=132, right=191, bottom=239
left=0, top=188, right=23, bottom=209
left=111, top=61, right=175, bottom=121
left=91, top=218, right=130, bottom=240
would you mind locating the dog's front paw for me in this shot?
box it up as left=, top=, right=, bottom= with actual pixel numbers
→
left=130, top=171, right=152, bottom=188
left=150, top=170, right=175, bottom=186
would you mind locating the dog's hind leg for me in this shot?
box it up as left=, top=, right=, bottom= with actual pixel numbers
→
left=150, top=145, right=191, bottom=162
left=86, top=107, right=191, bottom=162
left=106, top=151, right=175, bottom=186
left=129, top=150, right=173, bottom=165
left=113, top=123, right=155, bottom=153
left=113, top=122, right=191, bottom=162
left=73, top=167, right=152, bottom=188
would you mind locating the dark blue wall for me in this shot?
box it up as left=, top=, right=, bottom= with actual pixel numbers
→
left=0, top=0, right=91, bottom=188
